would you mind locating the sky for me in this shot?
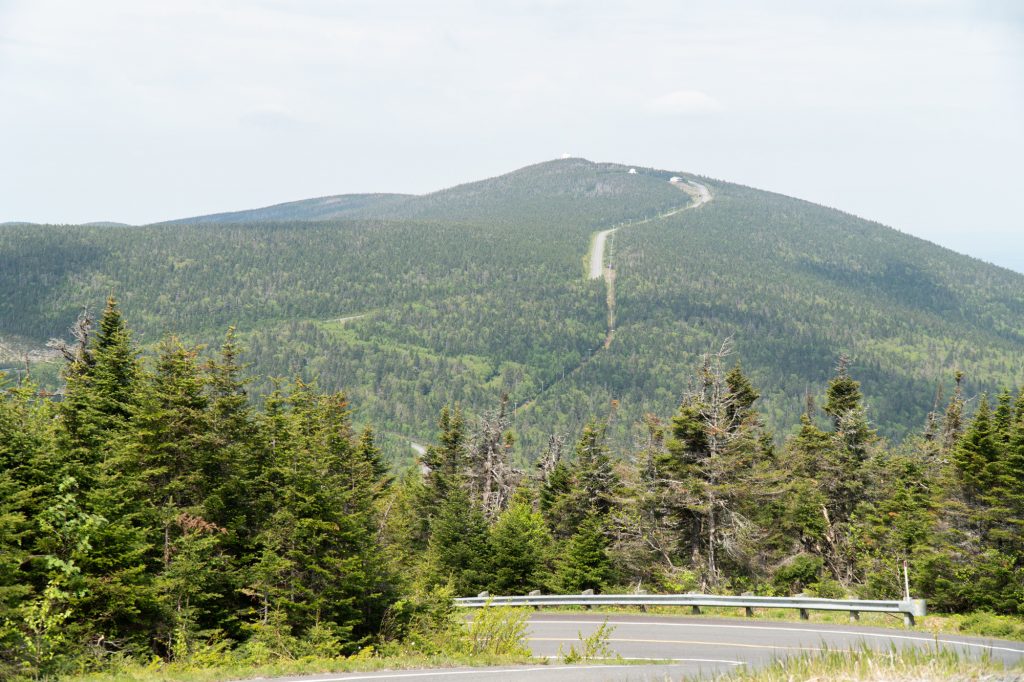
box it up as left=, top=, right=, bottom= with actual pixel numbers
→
left=2, top=0, right=1023, bottom=271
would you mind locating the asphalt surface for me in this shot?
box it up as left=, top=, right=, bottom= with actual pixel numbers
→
left=251, top=613, right=1024, bottom=681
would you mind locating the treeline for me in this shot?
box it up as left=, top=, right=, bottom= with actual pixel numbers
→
left=2, top=300, right=1023, bottom=678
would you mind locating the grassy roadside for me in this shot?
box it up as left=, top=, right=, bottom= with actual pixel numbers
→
left=58, top=653, right=537, bottom=682
left=535, top=606, right=1024, bottom=642
left=721, top=644, right=1024, bottom=681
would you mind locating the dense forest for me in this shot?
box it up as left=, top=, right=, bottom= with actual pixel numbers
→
left=2, top=158, right=1023, bottom=462
left=2, top=300, right=1022, bottom=678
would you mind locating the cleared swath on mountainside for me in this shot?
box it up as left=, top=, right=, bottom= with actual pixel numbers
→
left=2, top=158, right=1022, bottom=458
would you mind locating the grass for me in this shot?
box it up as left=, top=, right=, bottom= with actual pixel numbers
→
left=536, top=605, right=1024, bottom=642
left=58, top=652, right=536, bottom=682
left=720, top=643, right=1023, bottom=681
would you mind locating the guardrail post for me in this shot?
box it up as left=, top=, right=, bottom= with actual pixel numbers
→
left=744, top=607, right=754, bottom=617
left=849, top=611, right=859, bottom=622
left=582, top=589, right=594, bottom=610
left=529, top=590, right=542, bottom=610
left=902, top=599, right=926, bottom=627
left=691, top=605, right=701, bottom=615
left=799, top=608, right=809, bottom=620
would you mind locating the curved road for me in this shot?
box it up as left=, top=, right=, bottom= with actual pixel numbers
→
left=587, top=179, right=712, bottom=281
left=252, top=613, right=1024, bottom=681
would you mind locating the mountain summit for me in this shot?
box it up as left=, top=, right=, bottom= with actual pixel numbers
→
left=3, top=158, right=1022, bottom=454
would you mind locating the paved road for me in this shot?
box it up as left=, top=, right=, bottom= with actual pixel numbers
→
left=253, top=614, right=1024, bottom=681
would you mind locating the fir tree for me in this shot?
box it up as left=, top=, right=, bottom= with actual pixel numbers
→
left=54, top=298, right=159, bottom=652
left=246, top=382, right=391, bottom=649
left=489, top=497, right=552, bottom=593
left=424, top=485, right=493, bottom=596
left=539, top=421, right=618, bottom=540
left=555, top=514, right=612, bottom=593
left=419, top=405, right=468, bottom=531
left=657, top=346, right=775, bottom=589
left=941, top=371, right=966, bottom=453
left=0, top=377, right=39, bottom=675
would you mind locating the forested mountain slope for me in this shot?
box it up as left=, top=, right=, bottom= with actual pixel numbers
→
left=159, top=193, right=411, bottom=224
left=2, top=158, right=1022, bottom=457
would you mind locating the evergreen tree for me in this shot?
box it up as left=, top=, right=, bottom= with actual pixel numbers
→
left=52, top=298, right=160, bottom=653
left=823, top=355, right=861, bottom=428
left=538, top=454, right=573, bottom=540
left=418, top=405, right=468, bottom=538
left=424, top=486, right=493, bottom=596
left=539, top=421, right=618, bottom=540
left=941, top=371, right=966, bottom=453
left=993, top=389, right=1015, bottom=445
left=489, top=496, right=551, bottom=593
left=57, top=296, right=138, bottom=483
left=134, top=339, right=213, bottom=551
left=656, top=347, right=775, bottom=589
left=356, top=426, right=392, bottom=496
left=850, top=441, right=934, bottom=598
left=246, top=382, right=391, bottom=650
left=780, top=415, right=831, bottom=557
left=924, top=394, right=1024, bottom=614
left=555, top=515, right=612, bottom=593
left=573, top=420, right=618, bottom=515
left=796, top=358, right=878, bottom=584
left=725, top=362, right=760, bottom=425
left=0, top=377, right=41, bottom=675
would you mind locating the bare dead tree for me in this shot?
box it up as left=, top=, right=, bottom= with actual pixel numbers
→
left=466, top=395, right=523, bottom=520
left=535, top=433, right=566, bottom=483
left=47, top=307, right=94, bottom=366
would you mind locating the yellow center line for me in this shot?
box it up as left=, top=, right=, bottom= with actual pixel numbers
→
left=529, top=637, right=827, bottom=652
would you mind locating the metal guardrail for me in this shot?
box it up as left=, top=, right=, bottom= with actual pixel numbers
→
left=455, top=592, right=928, bottom=626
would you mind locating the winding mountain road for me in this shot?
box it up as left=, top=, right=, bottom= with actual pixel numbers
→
left=250, top=614, right=1024, bottom=681
left=586, top=179, right=712, bottom=281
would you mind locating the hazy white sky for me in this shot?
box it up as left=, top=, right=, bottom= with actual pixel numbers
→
left=2, top=1, right=1022, bottom=271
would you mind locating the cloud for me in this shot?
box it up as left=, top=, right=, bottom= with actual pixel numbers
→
left=645, top=89, right=724, bottom=114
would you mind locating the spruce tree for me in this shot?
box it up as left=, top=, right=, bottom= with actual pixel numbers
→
left=572, top=420, right=618, bottom=518
left=555, top=514, right=612, bottom=593
left=424, top=485, right=493, bottom=596
left=539, top=421, right=618, bottom=540
left=924, top=394, right=1024, bottom=614
left=490, top=497, right=552, bottom=593
left=356, top=426, right=392, bottom=494
left=782, top=415, right=832, bottom=554
left=420, top=405, right=468, bottom=529
left=941, top=371, right=966, bottom=453
left=850, top=441, right=934, bottom=598
left=656, top=347, right=775, bottom=588
left=57, top=296, right=138, bottom=483
left=794, top=358, right=878, bottom=584
left=0, top=377, right=38, bottom=674
left=246, top=382, right=390, bottom=650
left=54, top=298, right=159, bottom=652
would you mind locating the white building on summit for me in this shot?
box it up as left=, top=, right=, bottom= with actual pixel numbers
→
left=628, top=168, right=637, bottom=174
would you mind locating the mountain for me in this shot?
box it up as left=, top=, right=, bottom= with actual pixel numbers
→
left=159, top=193, right=410, bottom=224
left=2, top=158, right=1022, bottom=459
